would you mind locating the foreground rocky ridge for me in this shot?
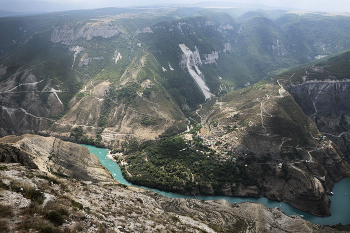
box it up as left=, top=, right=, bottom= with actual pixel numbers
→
left=1, top=151, right=349, bottom=232
left=0, top=134, right=113, bottom=182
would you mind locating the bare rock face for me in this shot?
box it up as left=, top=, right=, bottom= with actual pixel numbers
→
left=0, top=190, right=31, bottom=209
left=133, top=27, right=153, bottom=37
left=179, top=44, right=214, bottom=99
left=51, top=22, right=122, bottom=45
left=0, top=143, right=38, bottom=169
left=263, top=164, right=331, bottom=216
left=0, top=134, right=113, bottom=182
left=288, top=81, right=350, bottom=158
left=203, top=51, right=219, bottom=64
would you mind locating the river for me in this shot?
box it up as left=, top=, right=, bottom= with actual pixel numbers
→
left=82, top=144, right=350, bottom=225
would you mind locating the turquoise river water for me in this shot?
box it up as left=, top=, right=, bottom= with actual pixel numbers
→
left=82, top=144, right=350, bottom=225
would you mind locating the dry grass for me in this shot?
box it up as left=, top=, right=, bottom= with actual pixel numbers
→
left=0, top=219, right=10, bottom=233
left=21, top=202, right=44, bottom=216
left=0, top=204, right=14, bottom=218
left=72, top=222, right=85, bottom=232
left=12, top=181, right=44, bottom=204
left=18, top=215, right=52, bottom=232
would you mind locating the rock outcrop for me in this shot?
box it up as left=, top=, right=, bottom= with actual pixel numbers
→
left=0, top=134, right=113, bottom=182
left=0, top=143, right=38, bottom=169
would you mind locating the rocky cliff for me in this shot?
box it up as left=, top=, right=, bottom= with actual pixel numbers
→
left=51, top=22, right=123, bottom=45
left=288, top=81, right=350, bottom=161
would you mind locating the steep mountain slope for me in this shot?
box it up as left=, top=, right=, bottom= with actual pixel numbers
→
left=0, top=138, right=347, bottom=232
left=0, top=7, right=189, bottom=145
left=283, top=50, right=350, bottom=160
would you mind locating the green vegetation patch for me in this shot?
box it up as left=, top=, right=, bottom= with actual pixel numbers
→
left=46, top=211, right=65, bottom=226
left=70, top=126, right=84, bottom=139
left=117, top=83, right=140, bottom=106
left=71, top=200, right=83, bottom=210
left=123, top=135, right=259, bottom=194
left=140, top=116, right=156, bottom=126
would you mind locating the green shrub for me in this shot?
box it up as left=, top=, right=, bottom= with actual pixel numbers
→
left=71, top=200, right=83, bottom=210
left=117, top=83, right=139, bottom=106
left=70, top=126, right=84, bottom=138
left=58, top=208, right=69, bottom=216
left=40, top=226, right=63, bottom=233
left=141, top=116, right=156, bottom=126
left=0, top=180, right=8, bottom=189
left=143, top=88, right=152, bottom=99
left=46, top=211, right=64, bottom=226
left=76, top=92, right=89, bottom=98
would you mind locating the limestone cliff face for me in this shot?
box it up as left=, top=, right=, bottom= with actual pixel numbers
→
left=288, top=81, right=350, bottom=159
left=51, top=22, right=123, bottom=45
left=0, top=134, right=113, bottom=182
left=179, top=44, right=214, bottom=100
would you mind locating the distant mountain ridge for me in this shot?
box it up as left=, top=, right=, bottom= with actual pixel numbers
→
left=0, top=10, right=42, bottom=18
left=0, top=6, right=350, bottom=146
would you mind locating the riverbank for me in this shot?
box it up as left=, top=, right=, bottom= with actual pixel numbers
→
left=106, top=151, right=117, bottom=162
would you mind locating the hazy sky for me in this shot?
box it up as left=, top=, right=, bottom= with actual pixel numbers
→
left=1, top=0, right=349, bottom=13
